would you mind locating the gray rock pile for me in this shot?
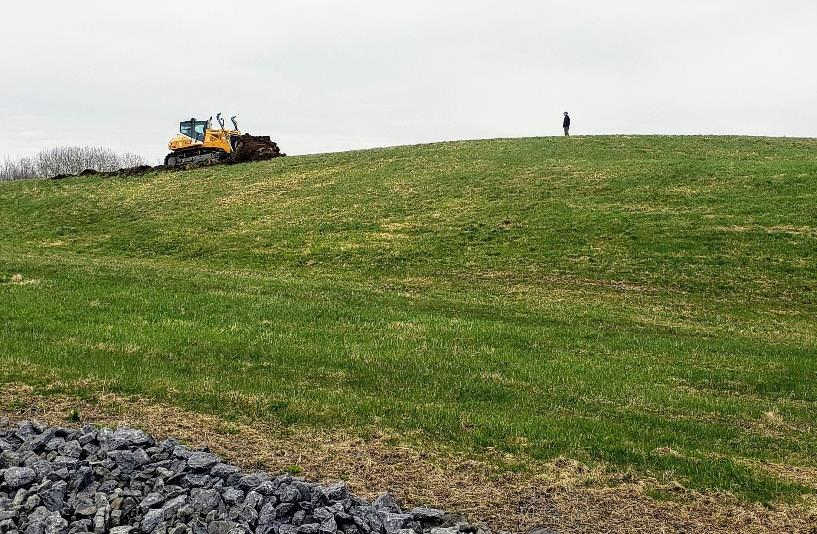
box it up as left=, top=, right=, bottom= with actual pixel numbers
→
left=0, top=420, right=491, bottom=534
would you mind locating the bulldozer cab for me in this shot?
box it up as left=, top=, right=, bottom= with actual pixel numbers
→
left=179, top=118, right=208, bottom=142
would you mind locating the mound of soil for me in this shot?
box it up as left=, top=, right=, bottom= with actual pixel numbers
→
left=50, top=137, right=285, bottom=180
left=231, top=135, right=285, bottom=163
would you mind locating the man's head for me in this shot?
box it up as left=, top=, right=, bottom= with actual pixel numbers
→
left=564, top=112, right=569, bottom=116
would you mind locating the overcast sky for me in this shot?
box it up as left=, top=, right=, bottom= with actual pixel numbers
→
left=2, top=1, right=815, bottom=162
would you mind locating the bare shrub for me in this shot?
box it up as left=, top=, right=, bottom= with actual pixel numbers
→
left=1, top=157, right=38, bottom=181
left=0, top=146, right=147, bottom=181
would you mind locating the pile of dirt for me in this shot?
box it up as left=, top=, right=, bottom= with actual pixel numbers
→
left=53, top=165, right=167, bottom=180
left=231, top=135, right=285, bottom=163
left=50, top=139, right=285, bottom=180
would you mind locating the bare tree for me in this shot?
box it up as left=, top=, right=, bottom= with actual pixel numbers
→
left=0, top=146, right=147, bottom=181
left=1, top=156, right=38, bottom=181
left=118, top=152, right=148, bottom=169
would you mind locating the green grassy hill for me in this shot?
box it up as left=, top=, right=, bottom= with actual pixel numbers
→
left=2, top=136, right=816, bottom=503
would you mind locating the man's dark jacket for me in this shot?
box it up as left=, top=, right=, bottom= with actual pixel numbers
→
left=563, top=115, right=570, bottom=128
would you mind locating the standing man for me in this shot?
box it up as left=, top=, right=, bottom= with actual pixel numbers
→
left=563, top=112, right=571, bottom=136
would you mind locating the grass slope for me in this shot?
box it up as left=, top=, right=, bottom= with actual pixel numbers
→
left=2, top=136, right=816, bottom=503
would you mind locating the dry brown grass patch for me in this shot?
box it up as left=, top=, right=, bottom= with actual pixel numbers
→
left=5, top=273, right=40, bottom=286
left=1, top=383, right=815, bottom=533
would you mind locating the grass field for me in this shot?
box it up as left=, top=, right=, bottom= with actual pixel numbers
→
left=2, top=136, right=816, bottom=508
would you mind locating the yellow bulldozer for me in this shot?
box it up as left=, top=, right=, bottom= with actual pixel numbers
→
left=164, top=113, right=284, bottom=167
